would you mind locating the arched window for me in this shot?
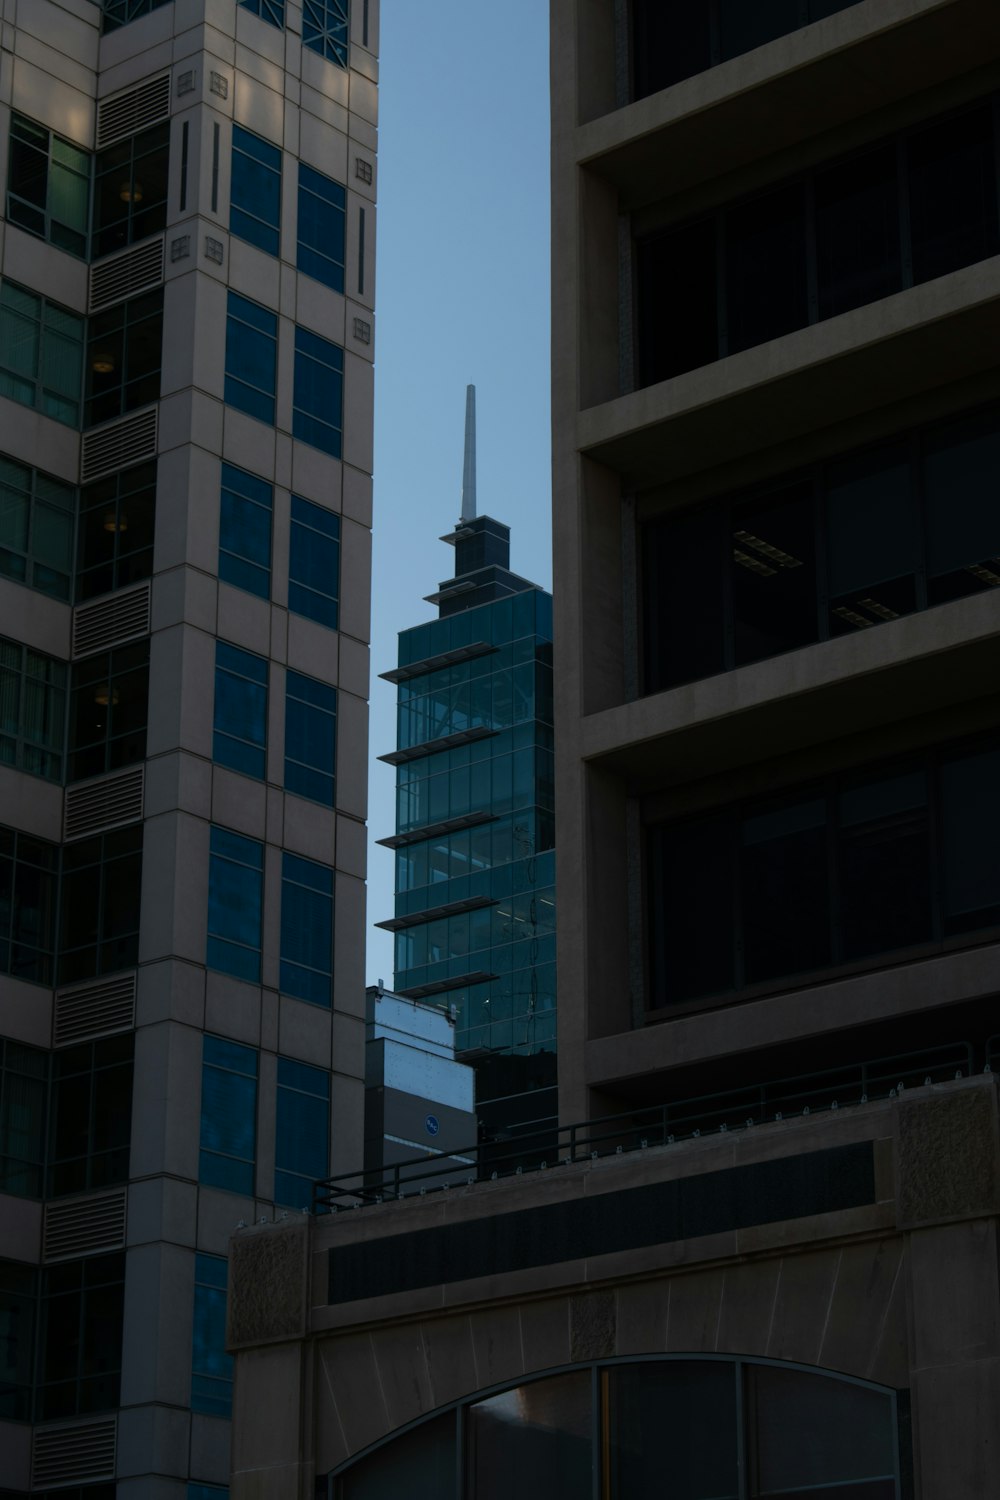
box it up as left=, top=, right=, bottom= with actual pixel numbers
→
left=327, top=1356, right=906, bottom=1499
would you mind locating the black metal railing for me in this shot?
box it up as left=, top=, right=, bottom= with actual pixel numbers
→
left=313, top=1040, right=975, bottom=1213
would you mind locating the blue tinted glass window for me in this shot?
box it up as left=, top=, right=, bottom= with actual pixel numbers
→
left=292, top=326, right=343, bottom=457
left=230, top=125, right=281, bottom=256
left=280, top=852, right=333, bottom=1007
left=213, top=641, right=268, bottom=780
left=297, top=163, right=346, bottom=292
left=225, top=292, right=277, bottom=425
left=302, top=0, right=349, bottom=67
left=275, top=1056, right=330, bottom=1207
left=101, top=0, right=172, bottom=33
left=238, top=0, right=284, bottom=24
left=219, top=463, right=272, bottom=599
left=289, top=495, right=340, bottom=629
left=191, top=1252, right=233, bottom=1416
left=199, top=1035, right=258, bottom=1194
left=207, top=827, right=263, bottom=982
left=285, top=670, right=336, bottom=806
left=189, top=1488, right=229, bottom=1500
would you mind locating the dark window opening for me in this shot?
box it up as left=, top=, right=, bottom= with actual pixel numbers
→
left=92, top=122, right=169, bottom=259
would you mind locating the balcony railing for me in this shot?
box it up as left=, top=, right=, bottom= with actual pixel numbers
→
left=314, top=1039, right=976, bottom=1212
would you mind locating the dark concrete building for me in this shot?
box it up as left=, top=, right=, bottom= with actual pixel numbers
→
left=229, top=4, right=1000, bottom=1496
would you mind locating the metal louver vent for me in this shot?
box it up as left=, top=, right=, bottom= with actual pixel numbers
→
left=43, top=1189, right=128, bottom=1262
left=54, top=972, right=137, bottom=1047
left=81, top=406, right=157, bottom=484
left=97, top=73, right=170, bottom=149
left=64, top=767, right=144, bottom=841
left=90, top=237, right=164, bottom=313
left=32, top=1416, right=117, bottom=1487
left=72, top=583, right=150, bottom=658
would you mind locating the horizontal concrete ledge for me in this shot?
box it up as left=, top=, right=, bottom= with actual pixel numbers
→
left=579, top=589, right=1000, bottom=787
left=574, top=0, right=996, bottom=210
left=585, top=942, right=1000, bottom=1088
left=577, top=258, right=1000, bottom=488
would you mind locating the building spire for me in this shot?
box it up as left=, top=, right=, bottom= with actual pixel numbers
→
left=460, top=384, right=477, bottom=522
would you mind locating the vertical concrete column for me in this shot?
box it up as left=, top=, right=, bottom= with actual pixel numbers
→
left=895, top=1079, right=1000, bottom=1496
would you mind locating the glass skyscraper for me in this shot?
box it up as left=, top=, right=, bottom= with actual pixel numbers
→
left=380, top=500, right=556, bottom=1146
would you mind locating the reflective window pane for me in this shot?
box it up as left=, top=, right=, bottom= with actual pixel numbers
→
left=748, top=1364, right=896, bottom=1497
left=907, top=104, right=999, bottom=286
left=924, top=410, right=1000, bottom=605
left=609, top=1360, right=739, bottom=1500
left=815, top=145, right=901, bottom=319
left=340, top=1412, right=456, bottom=1500
left=642, top=506, right=725, bottom=692
left=467, top=1372, right=591, bottom=1500
left=837, top=768, right=930, bottom=960
left=726, top=183, right=807, bottom=355
left=826, top=443, right=916, bottom=635
left=732, top=482, right=817, bottom=665
left=940, top=746, right=1000, bottom=935
left=742, top=795, right=830, bottom=984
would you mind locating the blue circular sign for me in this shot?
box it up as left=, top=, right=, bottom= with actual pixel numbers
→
left=424, top=1113, right=440, bottom=1137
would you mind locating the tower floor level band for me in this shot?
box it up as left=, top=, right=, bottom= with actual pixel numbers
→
left=0, top=0, right=377, bottom=1495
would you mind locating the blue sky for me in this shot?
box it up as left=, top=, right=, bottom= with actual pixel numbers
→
left=365, top=2, right=552, bottom=982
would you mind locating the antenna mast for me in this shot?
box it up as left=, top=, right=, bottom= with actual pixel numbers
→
left=460, top=384, right=477, bottom=522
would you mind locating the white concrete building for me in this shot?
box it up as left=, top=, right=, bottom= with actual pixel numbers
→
left=0, top=1, right=377, bottom=1495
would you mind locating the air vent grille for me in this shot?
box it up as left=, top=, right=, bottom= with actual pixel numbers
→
left=97, top=73, right=170, bottom=149
left=72, top=583, right=150, bottom=658
left=54, top=973, right=137, bottom=1047
left=32, top=1416, right=117, bottom=1487
left=90, top=237, right=164, bottom=313
left=43, top=1189, right=128, bottom=1262
left=64, top=767, right=144, bottom=841
left=81, top=406, right=157, bottom=484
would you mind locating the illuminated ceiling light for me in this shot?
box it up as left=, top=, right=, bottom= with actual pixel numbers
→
left=733, top=547, right=776, bottom=577
left=119, top=179, right=143, bottom=203
left=858, top=596, right=899, bottom=621
left=832, top=605, right=872, bottom=630
left=733, top=528, right=802, bottom=569
left=93, top=683, right=120, bottom=707
left=102, top=510, right=128, bottom=534
left=91, top=350, right=116, bottom=374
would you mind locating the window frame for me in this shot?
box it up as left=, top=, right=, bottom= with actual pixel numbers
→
left=213, top=640, right=269, bottom=781
left=225, top=292, right=278, bottom=425
left=218, top=462, right=273, bottom=600
left=206, top=826, right=264, bottom=984
left=292, top=324, right=344, bottom=456
left=279, top=851, right=334, bottom=1007
left=645, top=730, right=1000, bottom=1016
left=274, top=1055, right=330, bottom=1208
left=302, top=0, right=349, bottom=67
left=640, top=402, right=1000, bottom=696
left=191, top=1251, right=234, bottom=1417
left=6, top=112, right=91, bottom=259
left=230, top=124, right=282, bottom=256
left=288, top=494, right=341, bottom=629
left=284, top=669, right=337, bottom=806
left=199, top=1033, right=259, bottom=1195
left=297, top=161, right=347, bottom=292
left=0, top=635, right=68, bottom=782
left=0, top=280, right=85, bottom=427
